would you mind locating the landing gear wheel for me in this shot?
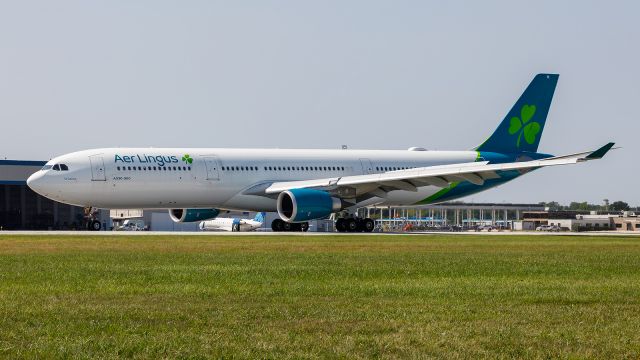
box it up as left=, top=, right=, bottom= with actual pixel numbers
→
left=335, top=218, right=346, bottom=232
left=363, top=218, right=375, bottom=233
left=300, top=222, right=309, bottom=232
left=283, top=222, right=292, bottom=231
left=271, top=219, right=284, bottom=232
left=345, top=218, right=358, bottom=232
left=90, top=220, right=101, bottom=231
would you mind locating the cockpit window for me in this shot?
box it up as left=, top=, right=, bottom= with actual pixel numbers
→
left=48, top=164, right=69, bottom=171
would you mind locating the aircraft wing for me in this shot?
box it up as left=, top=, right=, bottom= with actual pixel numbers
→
left=264, top=143, right=614, bottom=197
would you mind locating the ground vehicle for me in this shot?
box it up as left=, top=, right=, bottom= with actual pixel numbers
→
left=116, top=219, right=147, bottom=231
left=475, top=225, right=494, bottom=232
left=536, top=225, right=560, bottom=232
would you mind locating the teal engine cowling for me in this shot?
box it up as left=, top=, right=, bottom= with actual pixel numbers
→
left=277, top=189, right=342, bottom=222
left=169, top=208, right=220, bottom=223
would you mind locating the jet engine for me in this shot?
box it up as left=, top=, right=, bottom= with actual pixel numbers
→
left=277, top=189, right=342, bottom=222
left=169, top=208, right=220, bottom=223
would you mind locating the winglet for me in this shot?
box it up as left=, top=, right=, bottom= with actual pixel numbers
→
left=585, top=142, right=615, bottom=160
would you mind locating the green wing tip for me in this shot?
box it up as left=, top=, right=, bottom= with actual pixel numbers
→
left=586, top=142, right=615, bottom=159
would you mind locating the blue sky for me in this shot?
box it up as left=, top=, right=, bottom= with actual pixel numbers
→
left=1, top=1, right=637, bottom=204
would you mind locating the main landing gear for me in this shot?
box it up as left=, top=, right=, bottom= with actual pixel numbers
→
left=271, top=219, right=309, bottom=232
left=335, top=217, right=375, bottom=233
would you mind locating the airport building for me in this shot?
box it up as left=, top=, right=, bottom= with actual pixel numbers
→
left=0, top=160, right=109, bottom=230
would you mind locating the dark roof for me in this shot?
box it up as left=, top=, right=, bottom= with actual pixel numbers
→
left=0, top=160, right=47, bottom=166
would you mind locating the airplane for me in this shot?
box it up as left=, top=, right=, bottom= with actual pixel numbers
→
left=199, top=212, right=267, bottom=232
left=27, top=74, right=614, bottom=232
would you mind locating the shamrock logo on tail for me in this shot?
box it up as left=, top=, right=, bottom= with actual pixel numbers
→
left=508, top=104, right=540, bottom=148
left=181, top=154, right=193, bottom=164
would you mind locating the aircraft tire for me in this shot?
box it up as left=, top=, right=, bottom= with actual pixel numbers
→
left=345, top=218, right=358, bottom=232
left=335, top=218, right=346, bottom=232
left=90, top=220, right=101, bottom=231
left=363, top=218, right=375, bottom=233
left=283, top=222, right=292, bottom=231
left=271, top=219, right=284, bottom=232
left=301, top=222, right=309, bottom=232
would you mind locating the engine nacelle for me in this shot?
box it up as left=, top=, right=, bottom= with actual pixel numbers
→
left=277, top=189, right=342, bottom=222
left=169, top=208, right=220, bottom=223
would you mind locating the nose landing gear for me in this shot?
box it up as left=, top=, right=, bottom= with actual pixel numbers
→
left=84, top=207, right=102, bottom=231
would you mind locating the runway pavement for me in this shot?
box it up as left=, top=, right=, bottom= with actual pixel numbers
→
left=1, top=230, right=639, bottom=236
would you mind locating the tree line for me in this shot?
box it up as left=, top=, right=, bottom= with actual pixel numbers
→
left=538, top=201, right=635, bottom=212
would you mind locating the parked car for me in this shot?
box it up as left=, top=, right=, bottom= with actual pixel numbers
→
left=536, top=225, right=561, bottom=232
left=475, top=225, right=494, bottom=232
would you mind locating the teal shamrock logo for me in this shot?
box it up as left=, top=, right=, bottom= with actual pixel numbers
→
left=508, top=104, right=540, bottom=148
left=181, top=154, right=193, bottom=164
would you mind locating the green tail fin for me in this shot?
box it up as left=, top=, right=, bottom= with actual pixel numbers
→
left=477, top=74, right=559, bottom=154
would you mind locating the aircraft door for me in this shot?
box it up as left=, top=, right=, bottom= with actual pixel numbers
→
left=203, top=156, right=221, bottom=180
left=359, top=158, right=374, bottom=175
left=89, top=155, right=106, bottom=181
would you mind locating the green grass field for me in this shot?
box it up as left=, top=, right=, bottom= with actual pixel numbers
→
left=0, top=234, right=639, bottom=358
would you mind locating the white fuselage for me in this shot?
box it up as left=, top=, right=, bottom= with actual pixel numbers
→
left=27, top=148, right=479, bottom=211
left=199, top=217, right=263, bottom=232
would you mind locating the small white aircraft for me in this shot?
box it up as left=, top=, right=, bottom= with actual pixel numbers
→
left=27, top=74, right=614, bottom=232
left=199, top=212, right=267, bottom=232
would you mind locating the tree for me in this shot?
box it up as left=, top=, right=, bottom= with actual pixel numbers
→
left=610, top=201, right=630, bottom=211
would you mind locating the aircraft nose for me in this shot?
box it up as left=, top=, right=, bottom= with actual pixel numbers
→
left=27, top=171, right=46, bottom=195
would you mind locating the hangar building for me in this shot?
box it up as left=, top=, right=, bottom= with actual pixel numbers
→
left=0, top=160, right=108, bottom=230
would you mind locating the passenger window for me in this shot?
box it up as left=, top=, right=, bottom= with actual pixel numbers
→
left=173, top=166, right=177, bottom=171
left=188, top=166, right=191, bottom=171
left=128, top=166, right=132, bottom=170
